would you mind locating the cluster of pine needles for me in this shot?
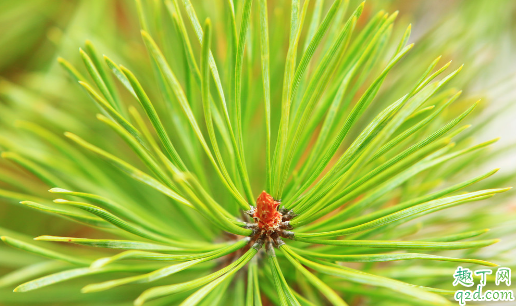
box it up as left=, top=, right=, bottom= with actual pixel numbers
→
left=0, top=0, right=515, bottom=305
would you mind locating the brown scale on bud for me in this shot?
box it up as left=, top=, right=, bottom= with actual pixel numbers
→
left=246, top=191, right=295, bottom=248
